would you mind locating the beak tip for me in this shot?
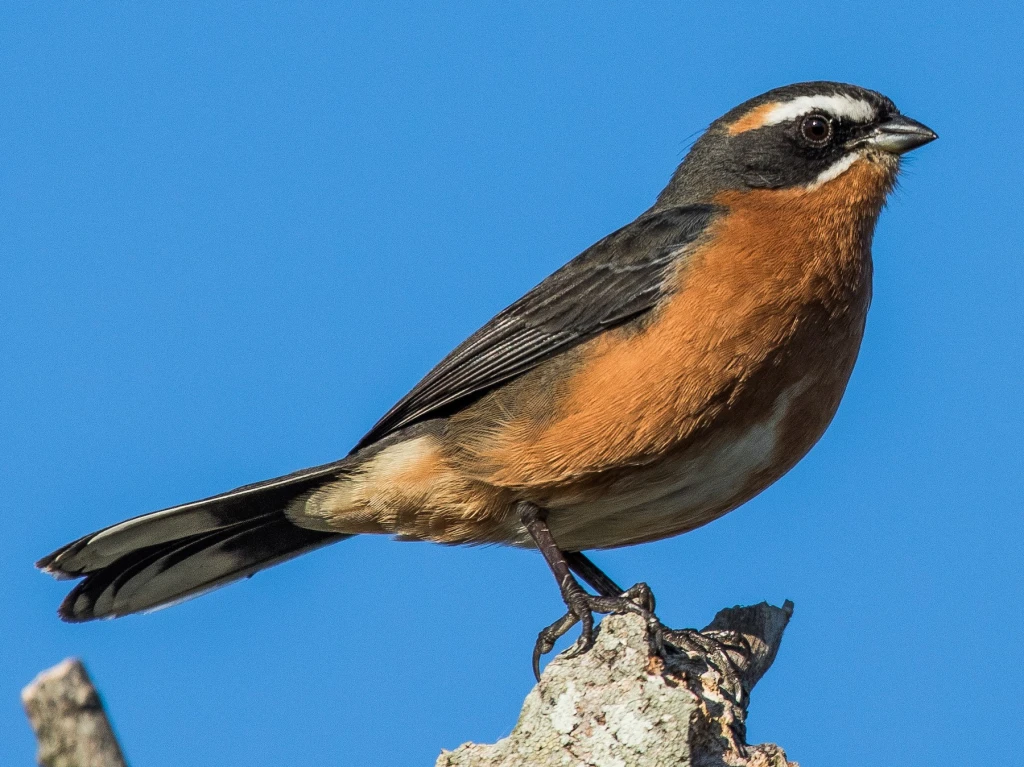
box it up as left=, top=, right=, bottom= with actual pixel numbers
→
left=872, top=114, right=938, bottom=154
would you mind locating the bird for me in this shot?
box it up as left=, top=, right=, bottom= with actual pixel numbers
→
left=39, top=81, right=936, bottom=674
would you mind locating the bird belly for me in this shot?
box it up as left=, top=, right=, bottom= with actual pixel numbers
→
left=540, top=376, right=812, bottom=550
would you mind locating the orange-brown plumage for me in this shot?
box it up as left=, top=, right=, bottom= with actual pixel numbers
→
left=40, top=82, right=935, bottom=639
left=303, top=156, right=894, bottom=550
left=481, top=154, right=884, bottom=487
left=726, top=101, right=782, bottom=135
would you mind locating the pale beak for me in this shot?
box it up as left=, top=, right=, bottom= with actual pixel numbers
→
left=867, top=114, right=938, bottom=154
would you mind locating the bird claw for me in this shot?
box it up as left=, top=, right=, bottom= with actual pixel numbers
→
left=657, top=627, right=746, bottom=699
left=529, top=580, right=742, bottom=696
left=656, top=627, right=711, bottom=657
left=532, top=611, right=581, bottom=680
left=531, top=581, right=659, bottom=680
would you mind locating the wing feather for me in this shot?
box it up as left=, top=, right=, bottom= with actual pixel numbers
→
left=354, top=204, right=718, bottom=449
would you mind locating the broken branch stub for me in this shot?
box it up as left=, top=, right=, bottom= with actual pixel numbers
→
left=438, top=600, right=796, bottom=767
left=22, top=658, right=128, bottom=767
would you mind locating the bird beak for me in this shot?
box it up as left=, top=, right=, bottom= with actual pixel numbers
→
left=867, top=114, right=938, bottom=154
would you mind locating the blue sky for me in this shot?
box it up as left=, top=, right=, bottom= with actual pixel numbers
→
left=2, top=3, right=1021, bottom=765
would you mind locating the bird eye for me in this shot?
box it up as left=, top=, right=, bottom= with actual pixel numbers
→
left=800, top=114, right=833, bottom=145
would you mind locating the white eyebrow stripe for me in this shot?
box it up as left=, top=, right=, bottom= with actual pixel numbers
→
left=761, top=94, right=876, bottom=126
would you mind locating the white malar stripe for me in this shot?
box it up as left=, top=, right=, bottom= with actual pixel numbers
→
left=806, top=151, right=863, bottom=190
left=762, top=94, right=875, bottom=126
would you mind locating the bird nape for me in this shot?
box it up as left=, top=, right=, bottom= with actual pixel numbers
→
left=39, top=81, right=935, bottom=673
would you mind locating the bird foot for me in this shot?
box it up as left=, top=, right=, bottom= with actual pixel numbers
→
left=531, top=584, right=745, bottom=698
left=532, top=581, right=660, bottom=679
left=656, top=627, right=746, bottom=700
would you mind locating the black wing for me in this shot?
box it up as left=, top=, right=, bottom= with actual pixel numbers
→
left=353, top=204, right=719, bottom=451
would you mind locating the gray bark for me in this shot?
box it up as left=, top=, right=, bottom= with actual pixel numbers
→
left=21, top=601, right=794, bottom=766
left=22, top=658, right=128, bottom=767
left=438, top=601, right=796, bottom=767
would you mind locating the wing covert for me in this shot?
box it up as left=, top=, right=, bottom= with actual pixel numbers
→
left=353, top=204, right=719, bottom=450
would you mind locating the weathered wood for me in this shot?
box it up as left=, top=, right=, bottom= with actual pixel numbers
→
left=22, top=658, right=128, bottom=767
left=438, top=601, right=796, bottom=767
left=21, top=602, right=795, bottom=767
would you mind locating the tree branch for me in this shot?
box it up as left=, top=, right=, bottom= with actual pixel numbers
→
left=437, top=600, right=796, bottom=767
left=22, top=658, right=128, bottom=767
left=22, top=601, right=795, bottom=767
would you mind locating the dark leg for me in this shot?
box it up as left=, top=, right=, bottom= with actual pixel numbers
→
left=519, top=505, right=744, bottom=688
left=519, top=502, right=659, bottom=679
left=564, top=551, right=631, bottom=600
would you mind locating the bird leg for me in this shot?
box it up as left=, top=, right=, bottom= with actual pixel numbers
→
left=518, top=505, right=741, bottom=687
left=518, top=502, right=660, bottom=678
left=564, top=550, right=631, bottom=599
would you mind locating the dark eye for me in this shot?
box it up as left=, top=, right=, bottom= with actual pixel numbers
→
left=800, top=114, right=833, bottom=145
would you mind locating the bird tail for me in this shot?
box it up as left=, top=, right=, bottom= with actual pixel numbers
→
left=37, top=461, right=353, bottom=622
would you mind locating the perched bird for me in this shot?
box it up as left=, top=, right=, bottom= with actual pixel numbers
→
left=39, top=81, right=935, bottom=672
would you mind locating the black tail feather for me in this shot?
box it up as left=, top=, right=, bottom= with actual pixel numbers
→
left=58, top=516, right=347, bottom=622
left=39, top=460, right=353, bottom=621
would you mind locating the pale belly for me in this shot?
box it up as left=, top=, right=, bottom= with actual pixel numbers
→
left=297, top=375, right=838, bottom=550
left=536, top=377, right=813, bottom=550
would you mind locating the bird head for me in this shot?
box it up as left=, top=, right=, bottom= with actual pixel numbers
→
left=658, top=81, right=937, bottom=206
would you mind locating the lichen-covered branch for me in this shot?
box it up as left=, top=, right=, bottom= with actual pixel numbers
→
left=22, top=658, right=127, bottom=767
left=438, top=601, right=796, bottom=767
left=21, top=602, right=794, bottom=767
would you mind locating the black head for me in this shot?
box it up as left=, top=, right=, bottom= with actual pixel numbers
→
left=657, top=81, right=936, bottom=206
